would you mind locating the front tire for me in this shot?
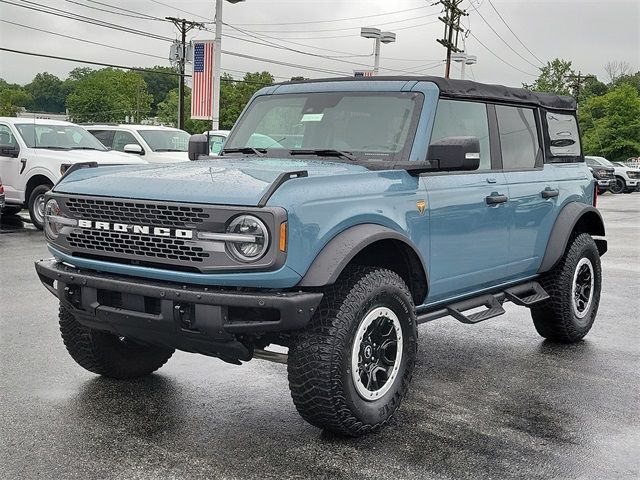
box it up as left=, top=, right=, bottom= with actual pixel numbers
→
left=59, top=304, right=174, bottom=379
left=288, top=266, right=417, bottom=437
left=531, top=233, right=602, bottom=343
left=28, top=184, right=52, bottom=230
left=611, top=177, right=626, bottom=194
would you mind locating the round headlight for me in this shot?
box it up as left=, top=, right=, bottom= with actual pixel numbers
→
left=44, top=198, right=62, bottom=239
left=226, top=215, right=269, bottom=262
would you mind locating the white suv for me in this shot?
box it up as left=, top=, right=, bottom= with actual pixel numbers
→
left=0, top=118, right=147, bottom=229
left=85, top=125, right=191, bottom=163
left=585, top=155, right=640, bottom=194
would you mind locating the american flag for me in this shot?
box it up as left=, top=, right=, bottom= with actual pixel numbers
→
left=191, top=41, right=214, bottom=120
left=354, top=70, right=374, bottom=77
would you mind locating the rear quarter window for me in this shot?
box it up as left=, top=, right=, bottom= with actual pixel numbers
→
left=545, top=112, right=581, bottom=159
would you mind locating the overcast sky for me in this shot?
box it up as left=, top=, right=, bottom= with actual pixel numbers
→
left=0, top=0, right=638, bottom=89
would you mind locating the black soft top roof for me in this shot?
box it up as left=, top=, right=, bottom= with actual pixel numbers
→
left=282, top=75, right=577, bottom=112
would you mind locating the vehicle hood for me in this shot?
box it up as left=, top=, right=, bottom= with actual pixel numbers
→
left=53, top=157, right=369, bottom=206
left=37, top=149, right=147, bottom=165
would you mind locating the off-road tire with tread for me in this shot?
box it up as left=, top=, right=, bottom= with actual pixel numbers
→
left=59, top=304, right=174, bottom=378
left=288, top=266, right=417, bottom=437
left=531, top=233, right=601, bottom=343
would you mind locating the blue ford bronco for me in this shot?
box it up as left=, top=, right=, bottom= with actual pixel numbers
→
left=36, top=77, right=607, bottom=436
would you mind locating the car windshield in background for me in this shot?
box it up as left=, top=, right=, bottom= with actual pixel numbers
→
left=138, top=129, right=190, bottom=152
left=223, top=92, right=422, bottom=160
left=15, top=124, right=107, bottom=151
left=587, top=156, right=615, bottom=168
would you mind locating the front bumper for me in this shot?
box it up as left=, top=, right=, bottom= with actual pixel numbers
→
left=596, top=179, right=613, bottom=188
left=35, top=259, right=323, bottom=362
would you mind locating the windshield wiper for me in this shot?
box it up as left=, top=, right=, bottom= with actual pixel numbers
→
left=35, top=146, right=71, bottom=150
left=222, top=147, right=266, bottom=157
left=289, top=149, right=357, bottom=161
left=70, top=146, right=103, bottom=151
left=154, top=148, right=185, bottom=152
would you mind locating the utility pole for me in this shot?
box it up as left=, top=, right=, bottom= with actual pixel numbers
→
left=565, top=71, right=595, bottom=102
left=435, top=0, right=467, bottom=79
left=166, top=17, right=204, bottom=129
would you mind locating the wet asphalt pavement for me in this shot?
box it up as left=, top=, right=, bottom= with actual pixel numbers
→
left=1, top=194, right=639, bottom=480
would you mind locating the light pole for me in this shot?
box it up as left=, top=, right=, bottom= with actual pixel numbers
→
left=451, top=52, right=477, bottom=80
left=360, top=27, right=396, bottom=76
left=212, top=0, right=245, bottom=130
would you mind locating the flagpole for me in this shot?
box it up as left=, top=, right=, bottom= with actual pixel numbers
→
left=212, top=0, right=222, bottom=130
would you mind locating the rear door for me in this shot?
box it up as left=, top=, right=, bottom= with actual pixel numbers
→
left=495, top=105, right=557, bottom=278
left=424, top=99, right=509, bottom=305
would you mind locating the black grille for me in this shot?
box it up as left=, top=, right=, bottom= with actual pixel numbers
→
left=596, top=169, right=614, bottom=179
left=66, top=197, right=210, bottom=228
left=627, top=171, right=640, bottom=179
left=68, top=230, right=209, bottom=263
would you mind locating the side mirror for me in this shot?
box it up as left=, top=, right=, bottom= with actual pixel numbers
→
left=427, top=136, right=481, bottom=172
left=0, top=146, right=19, bottom=158
left=188, top=134, right=209, bottom=161
left=123, top=144, right=144, bottom=155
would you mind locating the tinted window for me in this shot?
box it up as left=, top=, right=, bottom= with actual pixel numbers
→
left=138, top=130, right=190, bottom=152
left=112, top=130, right=139, bottom=151
left=496, top=106, right=539, bottom=170
left=546, top=112, right=580, bottom=157
left=430, top=99, right=491, bottom=170
left=0, top=124, right=17, bottom=148
left=89, top=130, right=113, bottom=148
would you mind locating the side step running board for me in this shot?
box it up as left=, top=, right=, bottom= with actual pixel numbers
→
left=417, top=281, right=549, bottom=325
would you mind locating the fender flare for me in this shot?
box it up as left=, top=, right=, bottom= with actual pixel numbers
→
left=538, top=202, right=607, bottom=274
left=297, top=223, right=428, bottom=288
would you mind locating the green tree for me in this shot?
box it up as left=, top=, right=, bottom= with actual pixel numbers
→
left=24, top=72, right=68, bottom=113
left=579, top=83, right=640, bottom=161
left=138, top=66, right=180, bottom=115
left=66, top=68, right=152, bottom=123
left=524, top=58, right=574, bottom=96
left=0, top=79, right=31, bottom=116
left=156, top=87, right=209, bottom=134
left=578, top=76, right=608, bottom=104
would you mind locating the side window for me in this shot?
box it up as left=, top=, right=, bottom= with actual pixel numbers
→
left=0, top=124, right=17, bottom=148
left=546, top=112, right=581, bottom=157
left=496, top=105, right=540, bottom=170
left=90, top=130, right=113, bottom=148
left=430, top=99, right=491, bottom=170
left=112, top=130, right=139, bottom=151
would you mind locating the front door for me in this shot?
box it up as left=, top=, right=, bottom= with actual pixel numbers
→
left=0, top=123, right=25, bottom=203
left=423, top=99, right=509, bottom=305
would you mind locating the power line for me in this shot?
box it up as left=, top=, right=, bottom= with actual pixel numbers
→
left=467, top=31, right=537, bottom=76
left=0, top=19, right=168, bottom=60
left=148, top=0, right=213, bottom=22
left=486, top=0, right=544, bottom=65
left=467, top=0, right=541, bottom=69
left=0, top=0, right=172, bottom=42
left=64, top=0, right=166, bottom=22
left=234, top=6, right=432, bottom=26
left=0, top=47, right=278, bottom=86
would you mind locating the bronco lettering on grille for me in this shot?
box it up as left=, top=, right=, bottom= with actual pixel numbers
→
left=77, top=219, right=194, bottom=239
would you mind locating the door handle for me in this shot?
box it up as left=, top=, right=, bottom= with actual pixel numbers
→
left=486, top=177, right=497, bottom=184
left=541, top=188, right=559, bottom=199
left=485, top=194, right=508, bottom=205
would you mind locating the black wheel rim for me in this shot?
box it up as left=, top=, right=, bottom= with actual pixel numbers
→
left=572, top=258, right=594, bottom=319
left=351, top=307, right=403, bottom=401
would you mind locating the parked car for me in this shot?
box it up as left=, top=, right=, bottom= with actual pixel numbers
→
left=86, top=125, right=191, bottom=163
left=203, top=130, right=230, bottom=155
left=585, top=156, right=615, bottom=194
left=0, top=118, right=147, bottom=229
left=36, top=77, right=606, bottom=437
left=612, top=161, right=640, bottom=192
left=586, top=155, right=640, bottom=194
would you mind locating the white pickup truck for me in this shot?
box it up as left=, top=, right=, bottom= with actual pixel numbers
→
left=0, top=118, right=147, bottom=229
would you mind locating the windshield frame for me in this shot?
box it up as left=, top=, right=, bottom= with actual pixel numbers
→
left=223, top=91, right=424, bottom=164
left=137, top=128, right=190, bottom=152
left=15, top=123, right=107, bottom=151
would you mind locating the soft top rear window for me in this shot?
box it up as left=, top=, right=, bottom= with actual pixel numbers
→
left=545, top=112, right=581, bottom=160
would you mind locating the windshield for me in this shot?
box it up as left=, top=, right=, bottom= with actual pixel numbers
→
left=138, top=129, right=190, bottom=152
left=15, top=124, right=107, bottom=150
left=224, top=92, right=422, bottom=160
left=586, top=156, right=614, bottom=168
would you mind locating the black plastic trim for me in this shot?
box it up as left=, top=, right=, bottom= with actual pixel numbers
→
left=538, top=202, right=606, bottom=273
left=257, top=170, right=308, bottom=207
